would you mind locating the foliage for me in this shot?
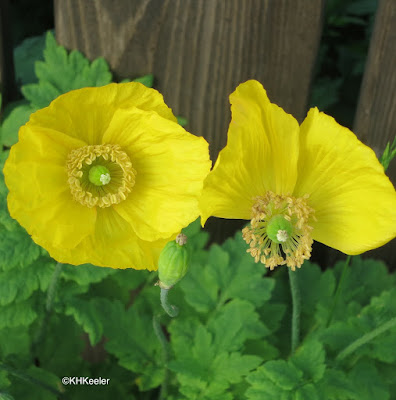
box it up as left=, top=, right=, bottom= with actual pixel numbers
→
left=1, top=25, right=395, bottom=400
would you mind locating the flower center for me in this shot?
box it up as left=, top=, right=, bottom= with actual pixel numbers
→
left=67, top=144, right=136, bottom=208
left=242, top=191, right=315, bottom=270
left=88, top=165, right=111, bottom=186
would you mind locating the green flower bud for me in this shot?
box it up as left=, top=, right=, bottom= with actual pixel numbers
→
left=158, top=233, right=190, bottom=289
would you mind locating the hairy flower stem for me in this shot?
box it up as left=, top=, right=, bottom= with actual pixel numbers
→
left=152, top=315, right=170, bottom=400
left=160, top=288, right=179, bottom=318
left=0, top=362, right=66, bottom=398
left=288, top=267, right=301, bottom=354
left=327, top=255, right=351, bottom=327
left=32, top=262, right=63, bottom=358
left=336, top=317, right=396, bottom=362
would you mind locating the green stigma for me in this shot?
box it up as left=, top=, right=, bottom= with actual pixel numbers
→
left=88, top=165, right=111, bottom=186
left=266, top=215, right=293, bottom=244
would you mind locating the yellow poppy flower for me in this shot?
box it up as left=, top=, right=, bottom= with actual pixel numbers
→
left=4, top=82, right=211, bottom=270
left=200, top=80, right=396, bottom=270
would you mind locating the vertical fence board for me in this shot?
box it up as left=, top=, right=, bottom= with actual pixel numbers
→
left=0, top=0, right=17, bottom=106
left=55, top=0, right=324, bottom=158
left=353, top=0, right=396, bottom=266
left=54, top=0, right=324, bottom=243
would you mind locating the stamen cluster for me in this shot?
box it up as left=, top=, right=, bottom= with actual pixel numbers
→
left=242, top=191, right=315, bottom=270
left=67, top=144, right=136, bottom=208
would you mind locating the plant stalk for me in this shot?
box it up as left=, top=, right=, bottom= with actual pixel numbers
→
left=0, top=363, right=65, bottom=398
left=160, top=288, right=179, bottom=318
left=32, top=262, right=63, bottom=357
left=288, top=267, right=301, bottom=354
left=152, top=315, right=170, bottom=400
left=336, top=317, right=396, bottom=362
left=327, top=255, right=351, bottom=327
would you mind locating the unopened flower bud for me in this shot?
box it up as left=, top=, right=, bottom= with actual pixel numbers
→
left=158, top=233, right=190, bottom=289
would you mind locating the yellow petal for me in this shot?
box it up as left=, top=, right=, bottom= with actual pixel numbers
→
left=101, top=107, right=211, bottom=241
left=40, top=207, right=171, bottom=270
left=28, top=82, right=177, bottom=145
left=294, top=108, right=396, bottom=254
left=4, top=125, right=95, bottom=248
left=200, top=80, right=299, bottom=224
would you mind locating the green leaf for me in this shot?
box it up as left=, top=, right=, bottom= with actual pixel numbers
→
left=290, top=339, right=326, bottom=383
left=169, top=318, right=261, bottom=399
left=0, top=264, right=39, bottom=305
left=0, top=302, right=37, bottom=329
left=316, top=369, right=358, bottom=400
left=64, top=299, right=104, bottom=345
left=208, top=299, right=269, bottom=352
left=0, top=228, right=41, bottom=271
left=0, top=327, right=31, bottom=358
left=246, top=360, right=303, bottom=399
left=14, top=33, right=46, bottom=85
left=21, top=31, right=112, bottom=109
left=177, top=116, right=188, bottom=127
left=92, top=298, right=163, bottom=391
left=132, top=74, right=154, bottom=87
left=8, top=366, right=61, bottom=400
left=295, top=384, right=320, bottom=400
left=0, top=393, right=14, bottom=400
left=61, top=263, right=115, bottom=286
left=349, top=361, right=390, bottom=400
left=0, top=369, right=11, bottom=390
left=180, top=231, right=275, bottom=314
left=0, top=101, right=34, bottom=147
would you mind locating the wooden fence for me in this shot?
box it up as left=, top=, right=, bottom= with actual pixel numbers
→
left=3, top=0, right=396, bottom=266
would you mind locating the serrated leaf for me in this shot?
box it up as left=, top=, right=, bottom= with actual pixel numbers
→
left=258, top=360, right=302, bottom=390
left=0, top=302, right=37, bottom=329
left=0, top=265, right=39, bottom=305
left=0, top=327, right=31, bottom=358
left=65, top=299, right=103, bottom=345
left=8, top=366, right=61, bottom=400
left=181, top=231, right=275, bottom=313
left=14, top=33, right=46, bottom=85
left=61, top=263, right=114, bottom=286
left=316, top=369, right=358, bottom=400
left=290, top=339, right=326, bottom=382
left=208, top=299, right=269, bottom=352
left=0, top=101, right=34, bottom=147
left=0, top=228, right=41, bottom=271
left=21, top=80, right=61, bottom=110
left=295, top=384, right=320, bottom=400
left=21, top=31, right=112, bottom=109
left=93, top=298, right=163, bottom=391
left=212, top=352, right=261, bottom=384
left=349, top=361, right=390, bottom=400
left=132, top=74, right=154, bottom=87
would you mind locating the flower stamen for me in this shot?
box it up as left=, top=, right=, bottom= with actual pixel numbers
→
left=67, top=144, right=136, bottom=208
left=242, top=191, right=315, bottom=270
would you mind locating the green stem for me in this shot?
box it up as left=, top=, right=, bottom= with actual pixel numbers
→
left=153, top=315, right=170, bottom=400
left=327, top=255, right=351, bottom=327
left=32, top=262, right=63, bottom=356
left=288, top=267, right=301, bottom=354
left=0, top=363, right=65, bottom=398
left=160, top=288, right=179, bottom=318
left=336, top=317, right=396, bottom=362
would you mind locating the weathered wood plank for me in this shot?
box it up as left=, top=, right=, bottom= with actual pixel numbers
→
left=55, top=0, right=324, bottom=159
left=0, top=0, right=17, bottom=106
left=353, top=0, right=396, bottom=266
